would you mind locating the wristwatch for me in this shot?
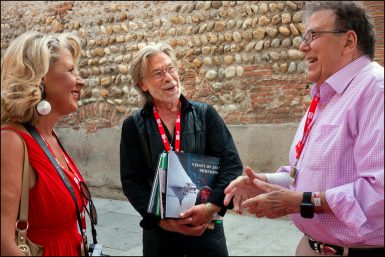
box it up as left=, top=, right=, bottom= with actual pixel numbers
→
left=300, top=192, right=314, bottom=218
left=205, top=202, right=218, bottom=219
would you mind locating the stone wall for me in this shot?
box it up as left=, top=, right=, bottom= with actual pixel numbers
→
left=1, top=1, right=310, bottom=132
left=1, top=1, right=383, bottom=132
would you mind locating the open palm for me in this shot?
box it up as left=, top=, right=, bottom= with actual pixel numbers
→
left=224, top=167, right=267, bottom=214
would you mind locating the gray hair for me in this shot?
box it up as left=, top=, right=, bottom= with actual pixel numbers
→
left=130, top=42, right=178, bottom=104
left=302, top=1, right=376, bottom=59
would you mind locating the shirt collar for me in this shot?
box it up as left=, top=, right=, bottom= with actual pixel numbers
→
left=310, top=55, right=371, bottom=100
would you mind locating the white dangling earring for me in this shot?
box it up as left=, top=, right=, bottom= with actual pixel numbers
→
left=36, top=81, right=51, bottom=115
left=37, top=100, right=51, bottom=115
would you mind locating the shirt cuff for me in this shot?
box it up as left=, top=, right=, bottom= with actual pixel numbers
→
left=266, top=172, right=291, bottom=189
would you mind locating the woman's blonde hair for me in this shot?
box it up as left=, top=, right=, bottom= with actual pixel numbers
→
left=130, top=42, right=179, bottom=104
left=1, top=31, right=82, bottom=125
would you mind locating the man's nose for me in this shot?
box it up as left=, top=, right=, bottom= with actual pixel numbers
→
left=163, top=71, right=173, bottom=81
left=299, top=40, right=309, bottom=52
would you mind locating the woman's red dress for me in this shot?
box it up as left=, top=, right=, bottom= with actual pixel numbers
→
left=2, top=127, right=86, bottom=256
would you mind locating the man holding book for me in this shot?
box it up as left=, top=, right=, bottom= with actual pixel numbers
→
left=120, top=42, right=243, bottom=256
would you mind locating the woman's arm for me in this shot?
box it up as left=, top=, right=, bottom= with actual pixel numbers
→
left=1, top=130, right=27, bottom=256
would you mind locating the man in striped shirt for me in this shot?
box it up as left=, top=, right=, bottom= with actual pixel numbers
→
left=224, top=1, right=384, bottom=256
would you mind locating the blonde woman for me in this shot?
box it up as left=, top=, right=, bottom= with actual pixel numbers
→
left=1, top=31, right=93, bottom=256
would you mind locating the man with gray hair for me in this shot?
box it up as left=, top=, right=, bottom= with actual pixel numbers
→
left=120, top=42, right=243, bottom=256
left=224, top=2, right=384, bottom=256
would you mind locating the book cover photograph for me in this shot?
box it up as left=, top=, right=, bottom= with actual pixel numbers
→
left=165, top=151, right=220, bottom=218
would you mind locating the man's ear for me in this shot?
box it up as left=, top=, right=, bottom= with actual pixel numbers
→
left=139, top=81, right=148, bottom=92
left=342, top=30, right=358, bottom=56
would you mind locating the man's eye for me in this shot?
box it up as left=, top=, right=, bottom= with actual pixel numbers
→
left=168, top=67, right=176, bottom=73
left=153, top=71, right=162, bottom=77
left=69, top=69, right=79, bottom=76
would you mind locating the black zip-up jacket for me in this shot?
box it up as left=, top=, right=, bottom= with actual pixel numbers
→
left=120, top=95, right=243, bottom=229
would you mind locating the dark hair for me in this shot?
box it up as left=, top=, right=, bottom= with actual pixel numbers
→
left=303, top=1, right=376, bottom=59
left=195, top=186, right=212, bottom=205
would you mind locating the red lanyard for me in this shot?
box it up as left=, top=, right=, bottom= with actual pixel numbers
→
left=295, top=93, right=320, bottom=160
left=153, top=102, right=181, bottom=152
left=36, top=128, right=83, bottom=185
left=35, top=128, right=87, bottom=229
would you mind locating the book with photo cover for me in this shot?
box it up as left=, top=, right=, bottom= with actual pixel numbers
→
left=147, top=151, right=220, bottom=219
left=165, top=151, right=220, bottom=218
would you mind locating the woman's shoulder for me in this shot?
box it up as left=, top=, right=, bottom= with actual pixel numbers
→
left=1, top=122, right=29, bottom=136
left=1, top=123, right=26, bottom=154
left=1, top=123, right=32, bottom=149
left=1, top=122, right=27, bottom=130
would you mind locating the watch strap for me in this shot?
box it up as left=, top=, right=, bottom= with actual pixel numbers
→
left=303, top=191, right=312, bottom=204
left=300, top=192, right=314, bottom=218
left=205, top=202, right=217, bottom=219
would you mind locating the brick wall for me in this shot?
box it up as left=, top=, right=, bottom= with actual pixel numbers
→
left=1, top=1, right=383, bottom=133
left=363, top=1, right=384, bottom=66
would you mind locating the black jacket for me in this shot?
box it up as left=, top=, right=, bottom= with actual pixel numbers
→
left=120, top=95, right=243, bottom=229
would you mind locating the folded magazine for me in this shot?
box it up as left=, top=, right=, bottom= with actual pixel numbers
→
left=147, top=151, right=220, bottom=219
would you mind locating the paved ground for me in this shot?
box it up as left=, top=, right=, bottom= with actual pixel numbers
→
left=87, top=197, right=303, bottom=256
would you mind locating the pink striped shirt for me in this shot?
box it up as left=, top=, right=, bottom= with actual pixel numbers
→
left=279, top=56, right=384, bottom=246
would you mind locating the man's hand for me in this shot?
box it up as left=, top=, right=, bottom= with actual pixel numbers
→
left=242, top=179, right=302, bottom=219
left=180, top=203, right=218, bottom=227
left=158, top=217, right=208, bottom=236
left=223, top=167, right=267, bottom=214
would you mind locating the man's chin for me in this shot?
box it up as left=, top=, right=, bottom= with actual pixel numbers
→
left=307, top=73, right=318, bottom=83
left=168, top=90, right=181, bottom=100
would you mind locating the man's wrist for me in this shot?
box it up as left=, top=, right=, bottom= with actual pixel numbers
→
left=312, top=191, right=322, bottom=213
left=205, top=202, right=220, bottom=216
left=292, top=191, right=302, bottom=213
left=158, top=219, right=165, bottom=229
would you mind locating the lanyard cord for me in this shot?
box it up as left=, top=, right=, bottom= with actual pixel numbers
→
left=295, top=93, right=320, bottom=160
left=153, top=101, right=181, bottom=152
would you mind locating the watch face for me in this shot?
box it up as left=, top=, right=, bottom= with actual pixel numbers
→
left=300, top=203, right=314, bottom=218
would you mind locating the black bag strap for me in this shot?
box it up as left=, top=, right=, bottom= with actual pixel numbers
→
left=53, top=130, right=98, bottom=246
left=24, top=124, right=92, bottom=255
